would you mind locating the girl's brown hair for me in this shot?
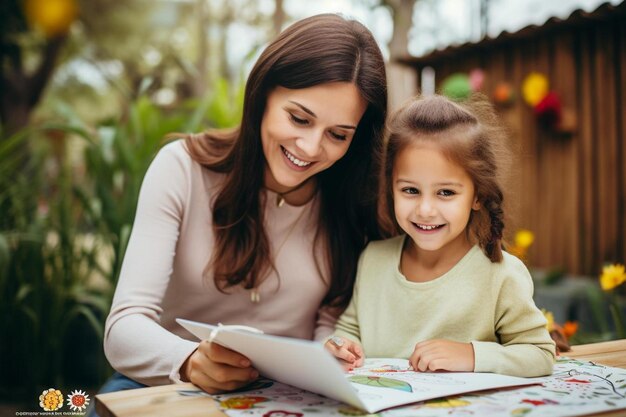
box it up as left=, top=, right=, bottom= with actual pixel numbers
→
left=180, top=14, right=388, bottom=307
left=382, top=94, right=512, bottom=262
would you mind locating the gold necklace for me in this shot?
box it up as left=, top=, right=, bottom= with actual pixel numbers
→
left=269, top=179, right=313, bottom=207
left=249, top=199, right=312, bottom=303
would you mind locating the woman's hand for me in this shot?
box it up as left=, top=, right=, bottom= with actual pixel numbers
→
left=181, top=340, right=259, bottom=393
left=324, top=336, right=364, bottom=370
left=409, top=339, right=475, bottom=372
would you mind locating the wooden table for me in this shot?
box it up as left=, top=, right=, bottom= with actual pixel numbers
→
left=96, top=339, right=626, bottom=417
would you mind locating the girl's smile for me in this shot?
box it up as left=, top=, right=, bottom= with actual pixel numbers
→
left=412, top=223, right=446, bottom=232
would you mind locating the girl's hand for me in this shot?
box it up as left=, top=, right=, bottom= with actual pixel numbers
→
left=409, top=339, right=475, bottom=372
left=324, top=336, right=364, bottom=370
left=181, top=340, right=259, bottom=393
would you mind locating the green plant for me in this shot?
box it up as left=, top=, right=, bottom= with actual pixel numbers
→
left=583, top=264, right=626, bottom=342
left=0, top=126, right=110, bottom=400
left=0, top=77, right=244, bottom=400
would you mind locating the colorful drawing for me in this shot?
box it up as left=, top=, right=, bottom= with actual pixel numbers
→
left=368, top=365, right=412, bottom=373
left=337, top=405, right=380, bottom=416
left=564, top=378, right=590, bottom=384
left=520, top=398, right=558, bottom=406
left=348, top=375, right=412, bottom=393
left=262, top=411, right=304, bottom=417
left=423, top=398, right=471, bottom=408
left=220, top=396, right=269, bottom=409
left=211, top=358, right=626, bottom=417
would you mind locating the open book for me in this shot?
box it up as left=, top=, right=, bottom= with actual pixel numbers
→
left=177, top=318, right=539, bottom=413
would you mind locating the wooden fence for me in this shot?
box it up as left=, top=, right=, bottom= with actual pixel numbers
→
left=400, top=3, right=626, bottom=275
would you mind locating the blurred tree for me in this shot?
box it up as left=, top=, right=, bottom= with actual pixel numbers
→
left=360, top=0, right=419, bottom=109
left=0, top=0, right=74, bottom=136
left=480, top=0, right=492, bottom=38
left=1, top=0, right=289, bottom=138
left=382, top=0, right=418, bottom=60
left=273, top=0, right=286, bottom=36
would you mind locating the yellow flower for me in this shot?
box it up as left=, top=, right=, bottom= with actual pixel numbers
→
left=600, top=264, right=626, bottom=291
left=522, top=72, right=549, bottom=106
left=25, top=0, right=78, bottom=38
left=514, top=229, right=535, bottom=249
left=541, top=309, right=555, bottom=332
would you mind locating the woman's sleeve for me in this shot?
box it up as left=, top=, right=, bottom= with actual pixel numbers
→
left=103, top=142, right=199, bottom=386
left=472, top=258, right=556, bottom=377
left=313, top=305, right=340, bottom=341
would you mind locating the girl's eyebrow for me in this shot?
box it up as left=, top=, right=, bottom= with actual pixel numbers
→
left=395, top=179, right=464, bottom=188
left=435, top=182, right=464, bottom=187
left=288, top=100, right=357, bottom=130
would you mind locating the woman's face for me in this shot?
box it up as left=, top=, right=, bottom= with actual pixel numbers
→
left=261, top=82, right=367, bottom=192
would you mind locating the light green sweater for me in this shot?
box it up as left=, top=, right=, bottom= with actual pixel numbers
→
left=334, top=235, right=555, bottom=377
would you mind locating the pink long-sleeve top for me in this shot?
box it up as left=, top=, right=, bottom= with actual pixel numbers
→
left=104, top=140, right=337, bottom=386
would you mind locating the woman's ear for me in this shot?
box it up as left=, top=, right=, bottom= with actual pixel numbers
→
left=472, top=197, right=481, bottom=211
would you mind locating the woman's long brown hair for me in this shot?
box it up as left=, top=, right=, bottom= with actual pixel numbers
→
left=180, top=14, right=389, bottom=308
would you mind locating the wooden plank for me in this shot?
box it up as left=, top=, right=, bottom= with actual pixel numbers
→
left=551, top=32, right=578, bottom=273
left=569, top=338, right=626, bottom=355
left=596, top=24, right=619, bottom=265
left=532, top=38, right=552, bottom=270
left=578, top=26, right=597, bottom=274
left=95, top=383, right=227, bottom=417
left=515, top=41, right=540, bottom=266
left=568, top=339, right=626, bottom=368
left=615, top=21, right=626, bottom=262
left=506, top=44, right=531, bottom=242
left=492, top=45, right=524, bottom=238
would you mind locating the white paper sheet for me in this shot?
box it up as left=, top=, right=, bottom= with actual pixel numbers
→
left=177, top=318, right=537, bottom=413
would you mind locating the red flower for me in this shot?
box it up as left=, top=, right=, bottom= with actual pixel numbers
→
left=534, top=92, right=562, bottom=129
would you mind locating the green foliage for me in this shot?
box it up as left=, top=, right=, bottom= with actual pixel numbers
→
left=0, top=126, right=111, bottom=400
left=543, top=267, right=566, bottom=286
left=582, top=284, right=626, bottom=342
left=0, top=0, right=28, bottom=39
left=0, top=77, right=244, bottom=400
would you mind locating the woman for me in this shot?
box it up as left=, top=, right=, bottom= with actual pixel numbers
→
left=101, top=13, right=389, bottom=397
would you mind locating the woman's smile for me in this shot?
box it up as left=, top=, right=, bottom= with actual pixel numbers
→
left=281, top=145, right=314, bottom=170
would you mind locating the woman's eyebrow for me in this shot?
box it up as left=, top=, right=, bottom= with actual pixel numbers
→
left=288, top=100, right=357, bottom=130
left=289, top=100, right=316, bottom=117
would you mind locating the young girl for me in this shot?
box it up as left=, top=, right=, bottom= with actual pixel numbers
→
left=325, top=94, right=555, bottom=378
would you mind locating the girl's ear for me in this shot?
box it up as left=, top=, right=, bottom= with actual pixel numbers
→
left=472, top=197, right=481, bottom=211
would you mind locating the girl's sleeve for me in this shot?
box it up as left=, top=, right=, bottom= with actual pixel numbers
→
left=330, top=252, right=366, bottom=343
left=103, top=142, right=199, bottom=386
left=472, top=258, right=556, bottom=377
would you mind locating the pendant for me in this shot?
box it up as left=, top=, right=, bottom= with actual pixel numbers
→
left=250, top=289, right=261, bottom=303
left=276, top=194, right=285, bottom=207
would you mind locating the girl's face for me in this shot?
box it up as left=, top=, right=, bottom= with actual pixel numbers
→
left=261, top=82, right=367, bottom=192
left=393, top=142, right=480, bottom=259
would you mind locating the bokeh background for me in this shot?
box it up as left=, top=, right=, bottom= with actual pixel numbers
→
left=1, top=0, right=625, bottom=413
